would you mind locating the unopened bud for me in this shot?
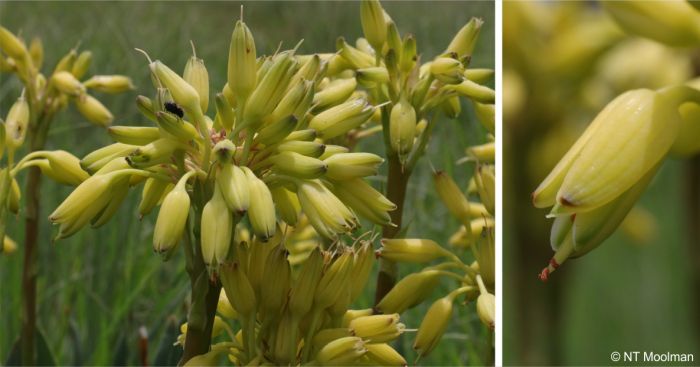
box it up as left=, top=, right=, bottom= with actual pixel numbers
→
left=445, top=18, right=483, bottom=58
left=360, top=0, right=387, bottom=51
left=83, top=75, right=135, bottom=94
left=71, top=51, right=93, bottom=79
left=75, top=94, right=113, bottom=127
left=5, top=95, right=29, bottom=149
left=52, top=71, right=85, bottom=96
left=228, top=20, right=257, bottom=100
left=184, top=49, right=210, bottom=112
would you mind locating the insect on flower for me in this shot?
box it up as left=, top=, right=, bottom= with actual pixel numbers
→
left=164, top=101, right=184, bottom=118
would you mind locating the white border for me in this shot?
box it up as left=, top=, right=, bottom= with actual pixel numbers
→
left=495, top=0, right=503, bottom=365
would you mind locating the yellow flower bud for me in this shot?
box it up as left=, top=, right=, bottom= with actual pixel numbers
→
left=324, top=152, right=382, bottom=181
left=314, top=249, right=354, bottom=308
left=83, top=75, right=135, bottom=94
left=376, top=269, right=442, bottom=314
left=445, top=17, right=483, bottom=58
left=476, top=292, right=495, bottom=330
left=8, top=176, right=20, bottom=214
left=184, top=51, right=210, bottom=113
left=331, top=178, right=395, bottom=226
left=53, top=49, right=77, bottom=74
left=0, top=26, right=28, bottom=60
left=216, top=290, right=238, bottom=320
left=270, top=185, right=300, bottom=226
left=341, top=308, right=373, bottom=328
left=289, top=248, right=323, bottom=316
left=49, top=170, right=125, bottom=239
left=87, top=172, right=129, bottom=226
left=389, top=98, right=416, bottom=160
left=309, top=98, right=374, bottom=140
left=433, top=170, right=471, bottom=224
left=228, top=20, right=257, bottom=101
left=365, top=343, right=407, bottom=366
left=413, top=296, right=454, bottom=358
left=443, top=79, right=495, bottom=104
left=602, top=0, right=700, bottom=47
left=312, top=328, right=353, bottom=352
left=220, top=261, right=257, bottom=317
left=256, top=115, right=298, bottom=146
left=297, top=180, right=356, bottom=239
left=216, top=157, right=250, bottom=215
left=151, top=60, right=202, bottom=117
left=153, top=172, right=193, bottom=254
left=475, top=164, right=495, bottom=215
left=473, top=102, right=495, bottom=134
left=71, top=51, right=92, bottom=79
left=395, top=35, right=416, bottom=74
left=355, top=67, right=389, bottom=88
left=28, top=37, right=43, bottom=70
left=348, top=242, right=375, bottom=302
left=201, top=185, right=233, bottom=268
left=2, top=236, right=17, bottom=255
left=138, top=177, right=171, bottom=217
left=336, top=37, right=375, bottom=69
left=465, top=69, right=494, bottom=84
left=272, top=151, right=327, bottom=179
left=214, top=93, right=236, bottom=132
left=316, top=336, right=366, bottom=365
left=269, top=80, right=310, bottom=124
left=313, top=78, right=357, bottom=110
left=360, top=0, right=387, bottom=52
left=535, top=88, right=691, bottom=215
left=5, top=95, right=29, bottom=149
left=243, top=167, right=276, bottom=240
left=52, top=71, right=85, bottom=96
left=243, top=51, right=297, bottom=127
left=31, top=150, right=89, bottom=186
left=379, top=238, right=451, bottom=263
left=318, top=144, right=349, bottom=160
left=430, top=57, right=464, bottom=84
left=154, top=111, right=198, bottom=141
left=107, top=126, right=161, bottom=146
left=74, top=94, right=113, bottom=127
left=270, top=312, right=297, bottom=364
left=81, top=143, right=137, bottom=173
left=349, top=314, right=405, bottom=343
left=126, top=138, right=183, bottom=169
left=260, top=245, right=291, bottom=314
left=136, top=95, right=156, bottom=122
left=277, top=140, right=326, bottom=158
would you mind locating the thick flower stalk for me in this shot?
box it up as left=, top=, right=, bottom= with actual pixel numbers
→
left=0, top=26, right=131, bottom=365
left=50, top=14, right=396, bottom=364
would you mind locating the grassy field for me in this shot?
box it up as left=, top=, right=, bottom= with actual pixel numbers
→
left=0, top=1, right=494, bottom=366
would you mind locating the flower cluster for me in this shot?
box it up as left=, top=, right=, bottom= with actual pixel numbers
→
left=0, top=25, right=132, bottom=252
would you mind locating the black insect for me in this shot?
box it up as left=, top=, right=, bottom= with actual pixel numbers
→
left=164, top=101, right=184, bottom=118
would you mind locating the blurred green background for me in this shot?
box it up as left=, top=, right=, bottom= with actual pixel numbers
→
left=0, top=1, right=494, bottom=366
left=504, top=1, right=700, bottom=365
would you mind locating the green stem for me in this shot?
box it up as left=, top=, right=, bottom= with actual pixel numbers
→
left=374, top=105, right=413, bottom=306
left=178, top=181, right=221, bottom=365
left=20, top=109, right=53, bottom=366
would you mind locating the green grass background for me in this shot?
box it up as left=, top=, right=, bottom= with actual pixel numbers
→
left=0, top=1, right=494, bottom=366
